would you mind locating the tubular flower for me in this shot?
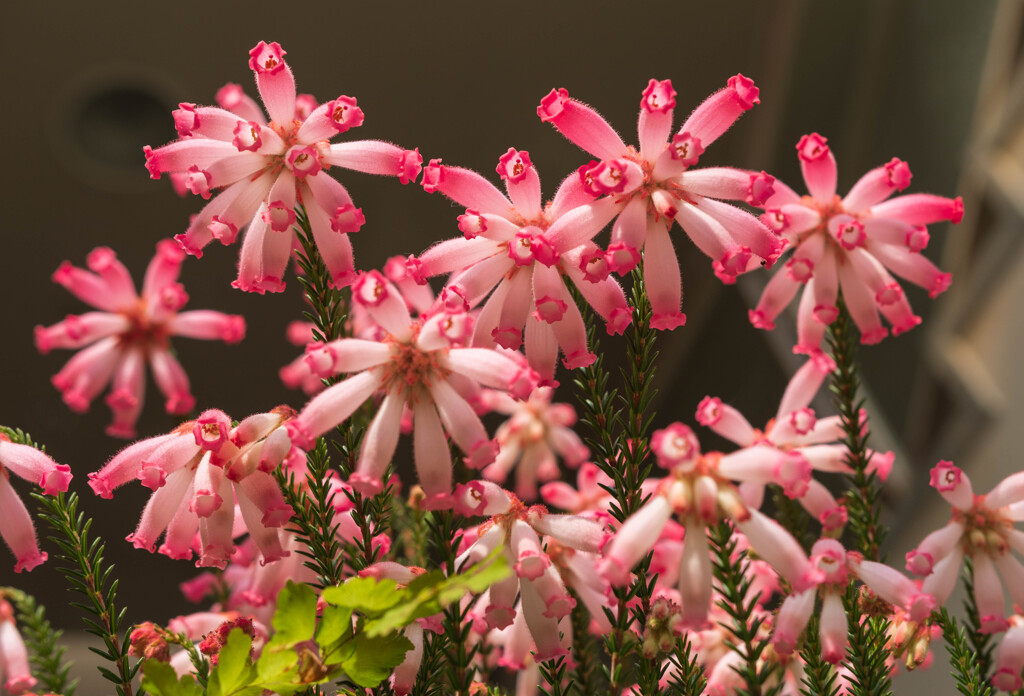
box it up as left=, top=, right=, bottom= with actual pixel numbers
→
left=413, top=149, right=631, bottom=381
left=0, top=599, right=35, bottom=694
left=0, top=434, right=72, bottom=572
left=538, top=76, right=782, bottom=329
left=87, top=407, right=297, bottom=568
left=453, top=481, right=606, bottom=661
left=992, top=615, right=1024, bottom=691
left=597, top=423, right=822, bottom=627
left=540, top=461, right=615, bottom=517
left=772, top=539, right=935, bottom=664
left=36, top=241, right=245, bottom=438
left=279, top=256, right=440, bottom=396
left=695, top=357, right=893, bottom=532
left=287, top=271, right=537, bottom=508
left=750, top=133, right=962, bottom=355
left=144, top=41, right=422, bottom=292
left=480, top=386, right=589, bottom=500
left=906, top=462, right=1024, bottom=634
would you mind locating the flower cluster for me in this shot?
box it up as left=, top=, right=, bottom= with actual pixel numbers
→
left=6, top=39, right=1001, bottom=696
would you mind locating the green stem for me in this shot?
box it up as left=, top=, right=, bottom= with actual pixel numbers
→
left=4, top=587, right=77, bottom=696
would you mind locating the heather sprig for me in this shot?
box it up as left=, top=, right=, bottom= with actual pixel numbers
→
left=4, top=587, right=77, bottom=696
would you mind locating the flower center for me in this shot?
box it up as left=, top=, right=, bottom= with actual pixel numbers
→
left=380, top=334, right=450, bottom=399
left=954, top=502, right=1014, bottom=556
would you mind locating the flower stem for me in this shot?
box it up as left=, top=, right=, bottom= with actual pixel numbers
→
left=827, top=297, right=885, bottom=560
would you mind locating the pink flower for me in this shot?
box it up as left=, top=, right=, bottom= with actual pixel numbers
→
left=87, top=407, right=298, bottom=568
left=454, top=484, right=606, bottom=660
left=772, top=539, right=934, bottom=663
left=597, top=424, right=822, bottom=627
left=0, top=599, right=36, bottom=694
left=906, top=462, right=1024, bottom=633
left=414, top=149, right=631, bottom=381
left=696, top=357, right=893, bottom=531
left=481, top=386, right=589, bottom=500
left=539, top=76, right=781, bottom=330
left=992, top=615, right=1024, bottom=691
left=36, top=241, right=245, bottom=438
left=750, top=134, right=962, bottom=355
left=540, top=462, right=615, bottom=516
left=0, top=434, right=72, bottom=572
left=287, top=271, right=538, bottom=507
left=145, top=41, right=422, bottom=293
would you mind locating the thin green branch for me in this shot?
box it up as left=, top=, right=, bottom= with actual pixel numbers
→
left=4, top=587, right=77, bottom=696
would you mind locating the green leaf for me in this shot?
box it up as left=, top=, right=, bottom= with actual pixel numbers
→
left=271, top=581, right=319, bottom=645
left=252, top=647, right=305, bottom=696
left=207, top=629, right=257, bottom=696
left=337, top=627, right=414, bottom=688
left=365, top=553, right=510, bottom=637
left=322, top=576, right=406, bottom=615
left=141, top=661, right=204, bottom=696
left=317, top=603, right=354, bottom=649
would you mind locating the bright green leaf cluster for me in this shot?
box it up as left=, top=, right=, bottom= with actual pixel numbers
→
left=143, top=554, right=508, bottom=696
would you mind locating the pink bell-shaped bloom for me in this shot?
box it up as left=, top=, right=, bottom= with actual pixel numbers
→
left=0, top=434, right=72, bottom=572
left=287, top=272, right=538, bottom=508
left=906, top=462, right=1024, bottom=634
left=36, top=241, right=245, bottom=438
left=696, top=356, right=893, bottom=531
left=454, top=483, right=606, bottom=659
left=751, top=133, right=962, bottom=356
left=481, top=386, right=589, bottom=500
left=0, top=599, right=36, bottom=694
left=597, top=423, right=822, bottom=627
left=539, top=76, right=782, bottom=330
left=414, top=149, right=632, bottom=382
left=145, top=41, right=422, bottom=292
left=540, top=461, right=615, bottom=517
left=87, top=407, right=297, bottom=568
left=992, top=615, right=1024, bottom=691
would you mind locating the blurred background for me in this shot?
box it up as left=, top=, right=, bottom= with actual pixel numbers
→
left=2, top=0, right=1021, bottom=692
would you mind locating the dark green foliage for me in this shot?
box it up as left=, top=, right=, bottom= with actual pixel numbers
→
left=962, top=557, right=994, bottom=683
left=826, top=298, right=885, bottom=561
left=935, top=608, right=995, bottom=696
left=710, top=522, right=782, bottom=696
left=5, top=587, right=77, bottom=695
left=34, top=490, right=141, bottom=696
left=798, top=614, right=840, bottom=696
left=538, top=653, right=572, bottom=696
left=841, top=587, right=892, bottom=696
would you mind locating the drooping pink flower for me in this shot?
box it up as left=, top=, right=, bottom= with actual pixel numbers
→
left=540, top=461, right=615, bottom=517
left=145, top=41, right=422, bottom=293
left=772, top=539, right=934, bottom=664
left=538, top=76, right=782, bottom=329
left=87, top=407, right=298, bottom=568
left=480, top=386, right=589, bottom=500
left=0, top=599, right=36, bottom=694
left=287, top=271, right=537, bottom=507
left=413, top=149, right=631, bottom=381
left=750, top=133, right=962, bottom=355
left=0, top=434, right=72, bottom=572
left=36, top=241, right=245, bottom=438
left=992, top=615, right=1024, bottom=691
left=597, top=423, right=823, bottom=627
left=453, top=482, right=606, bottom=661
left=905, top=462, right=1024, bottom=634
left=695, top=356, right=893, bottom=532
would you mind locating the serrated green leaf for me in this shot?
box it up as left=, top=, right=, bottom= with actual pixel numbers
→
left=337, top=628, right=414, bottom=688
left=208, top=629, right=257, bottom=696
left=270, top=581, right=318, bottom=645
left=141, top=661, right=204, bottom=696
left=322, top=576, right=406, bottom=615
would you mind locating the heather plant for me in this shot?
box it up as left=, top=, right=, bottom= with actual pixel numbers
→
left=6, top=39, right=1014, bottom=696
